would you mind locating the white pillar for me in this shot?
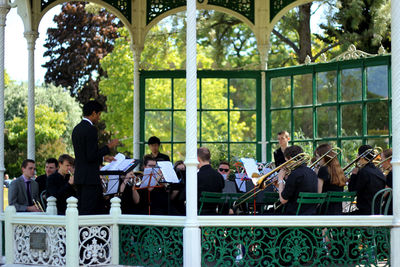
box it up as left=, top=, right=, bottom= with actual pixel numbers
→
left=183, top=0, right=201, bottom=266
left=391, top=1, right=400, bottom=265
left=66, top=197, right=79, bottom=267
left=4, top=205, right=15, bottom=264
left=0, top=2, right=10, bottom=260
left=24, top=31, right=38, bottom=160
left=259, top=44, right=269, bottom=162
left=46, top=196, right=57, bottom=215
left=132, top=45, right=142, bottom=159
left=109, top=197, right=121, bottom=265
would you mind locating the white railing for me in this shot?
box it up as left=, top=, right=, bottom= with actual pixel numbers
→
left=3, top=196, right=394, bottom=266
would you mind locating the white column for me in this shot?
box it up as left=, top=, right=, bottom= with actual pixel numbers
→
left=24, top=31, right=38, bottom=160
left=259, top=44, right=269, bottom=162
left=132, top=45, right=142, bottom=159
left=0, top=2, right=9, bottom=260
left=4, top=206, right=15, bottom=264
left=392, top=1, right=400, bottom=265
left=183, top=0, right=200, bottom=266
left=109, top=197, right=121, bottom=265
left=66, top=197, right=79, bottom=267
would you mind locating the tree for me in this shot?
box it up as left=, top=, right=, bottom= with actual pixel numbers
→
left=5, top=105, right=68, bottom=177
left=319, top=0, right=391, bottom=54
left=43, top=2, right=122, bottom=106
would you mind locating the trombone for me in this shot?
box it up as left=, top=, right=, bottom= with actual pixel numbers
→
left=233, top=153, right=311, bottom=209
left=309, top=147, right=342, bottom=170
left=343, top=147, right=382, bottom=177
left=375, top=155, right=392, bottom=175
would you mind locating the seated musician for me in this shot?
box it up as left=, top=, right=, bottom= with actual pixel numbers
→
left=197, top=147, right=225, bottom=215
left=46, top=154, right=76, bottom=215
left=314, top=144, right=346, bottom=215
left=118, top=171, right=140, bottom=214
left=277, top=145, right=318, bottom=215
left=170, top=161, right=186, bottom=215
left=274, top=131, right=290, bottom=167
left=348, top=145, right=386, bottom=215
left=218, top=161, right=239, bottom=194
left=147, top=136, right=170, bottom=162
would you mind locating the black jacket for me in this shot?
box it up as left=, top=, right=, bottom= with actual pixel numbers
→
left=348, top=162, right=386, bottom=215
left=198, top=164, right=225, bottom=215
left=72, top=120, right=110, bottom=185
left=273, top=147, right=285, bottom=167
left=46, top=171, right=76, bottom=215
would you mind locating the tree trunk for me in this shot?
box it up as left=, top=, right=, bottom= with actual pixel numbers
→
left=297, top=3, right=312, bottom=63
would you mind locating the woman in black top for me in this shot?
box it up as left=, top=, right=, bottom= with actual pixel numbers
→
left=314, top=144, right=347, bottom=215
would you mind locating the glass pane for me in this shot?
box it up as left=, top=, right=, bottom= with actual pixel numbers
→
left=341, top=140, right=362, bottom=166
left=292, top=141, right=313, bottom=157
left=341, top=105, right=362, bottom=136
left=367, top=101, right=389, bottom=135
left=201, top=111, right=228, bottom=142
left=271, top=76, right=290, bottom=108
left=145, top=111, right=172, bottom=141
left=145, top=79, right=171, bottom=109
left=206, top=143, right=228, bottom=166
left=293, top=108, right=313, bottom=139
left=293, top=74, right=312, bottom=106
left=317, top=71, right=337, bottom=103
left=367, top=138, right=390, bottom=150
left=230, top=143, right=256, bottom=162
left=341, top=68, right=362, bottom=101
left=173, top=111, right=186, bottom=141
left=230, top=111, right=256, bottom=142
left=271, top=110, right=290, bottom=140
left=172, top=143, right=186, bottom=163
left=201, top=78, right=228, bottom=109
left=317, top=106, right=337, bottom=138
left=367, top=65, right=388, bottom=99
left=230, top=79, right=256, bottom=109
left=173, top=79, right=186, bottom=109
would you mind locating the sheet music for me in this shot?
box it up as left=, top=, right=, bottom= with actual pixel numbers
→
left=157, top=161, right=179, bottom=183
left=140, top=167, right=159, bottom=188
left=100, top=153, right=136, bottom=172
left=241, top=158, right=260, bottom=185
left=235, top=173, right=247, bottom=192
left=105, top=175, right=119, bottom=195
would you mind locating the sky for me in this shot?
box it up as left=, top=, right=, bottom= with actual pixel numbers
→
left=4, top=4, right=325, bottom=84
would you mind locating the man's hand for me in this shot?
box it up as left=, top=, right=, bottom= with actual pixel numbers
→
left=104, top=155, right=115, bottom=163
left=107, top=138, right=119, bottom=149
left=26, top=205, right=41, bottom=212
left=68, top=174, right=74, bottom=185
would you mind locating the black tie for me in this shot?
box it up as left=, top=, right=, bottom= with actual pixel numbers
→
left=26, top=181, right=33, bottom=206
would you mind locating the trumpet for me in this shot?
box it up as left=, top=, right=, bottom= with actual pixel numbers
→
left=233, top=153, right=311, bottom=209
left=343, top=147, right=382, bottom=177
left=309, top=147, right=342, bottom=170
left=126, top=171, right=144, bottom=187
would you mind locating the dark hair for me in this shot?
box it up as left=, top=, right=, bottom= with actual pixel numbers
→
left=82, top=100, right=103, bottom=116
left=197, top=147, right=211, bottom=162
left=284, top=145, right=303, bottom=159
left=45, top=158, right=59, bottom=168
left=219, top=160, right=230, bottom=167
left=358, top=144, right=373, bottom=160
left=174, top=160, right=185, bottom=170
left=21, top=159, right=35, bottom=169
left=148, top=136, right=161, bottom=145
left=58, top=154, right=74, bottom=165
left=382, top=148, right=392, bottom=159
left=143, top=154, right=156, bottom=167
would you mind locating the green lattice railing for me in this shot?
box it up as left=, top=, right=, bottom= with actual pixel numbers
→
left=119, top=225, right=390, bottom=266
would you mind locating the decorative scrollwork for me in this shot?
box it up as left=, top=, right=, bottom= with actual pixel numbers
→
left=79, top=225, right=112, bottom=266
left=14, top=225, right=66, bottom=266
left=201, top=226, right=390, bottom=266
left=119, top=225, right=183, bottom=266
left=332, top=44, right=376, bottom=61
left=208, top=0, right=254, bottom=23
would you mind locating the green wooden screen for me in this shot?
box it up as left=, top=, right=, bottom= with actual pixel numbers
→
left=140, top=55, right=391, bottom=164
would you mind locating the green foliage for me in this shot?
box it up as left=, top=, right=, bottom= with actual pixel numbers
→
left=5, top=105, right=68, bottom=177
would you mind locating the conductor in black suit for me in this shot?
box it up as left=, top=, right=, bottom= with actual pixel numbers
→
left=72, top=100, right=119, bottom=215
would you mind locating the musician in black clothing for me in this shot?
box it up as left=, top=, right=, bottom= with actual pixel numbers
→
left=314, top=144, right=347, bottom=215
left=273, top=131, right=290, bottom=167
left=277, top=145, right=318, bottom=215
left=348, top=145, right=386, bottom=215
left=147, top=136, right=170, bottom=162
left=197, top=147, right=225, bottom=215
left=118, top=171, right=141, bottom=214
left=46, top=154, right=76, bottom=215
left=35, top=158, right=58, bottom=197
left=381, top=148, right=392, bottom=214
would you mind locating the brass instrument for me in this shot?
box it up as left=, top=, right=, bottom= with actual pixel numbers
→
left=127, top=171, right=144, bottom=187
left=33, top=199, right=44, bottom=212
left=376, top=155, right=392, bottom=175
left=309, top=147, right=342, bottom=170
left=233, top=153, right=311, bottom=209
left=343, top=147, right=382, bottom=177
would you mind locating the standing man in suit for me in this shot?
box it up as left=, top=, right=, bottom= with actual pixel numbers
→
left=8, top=159, right=41, bottom=212
left=72, top=100, right=118, bottom=215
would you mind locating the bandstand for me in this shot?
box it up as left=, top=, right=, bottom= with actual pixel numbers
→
left=0, top=0, right=398, bottom=266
